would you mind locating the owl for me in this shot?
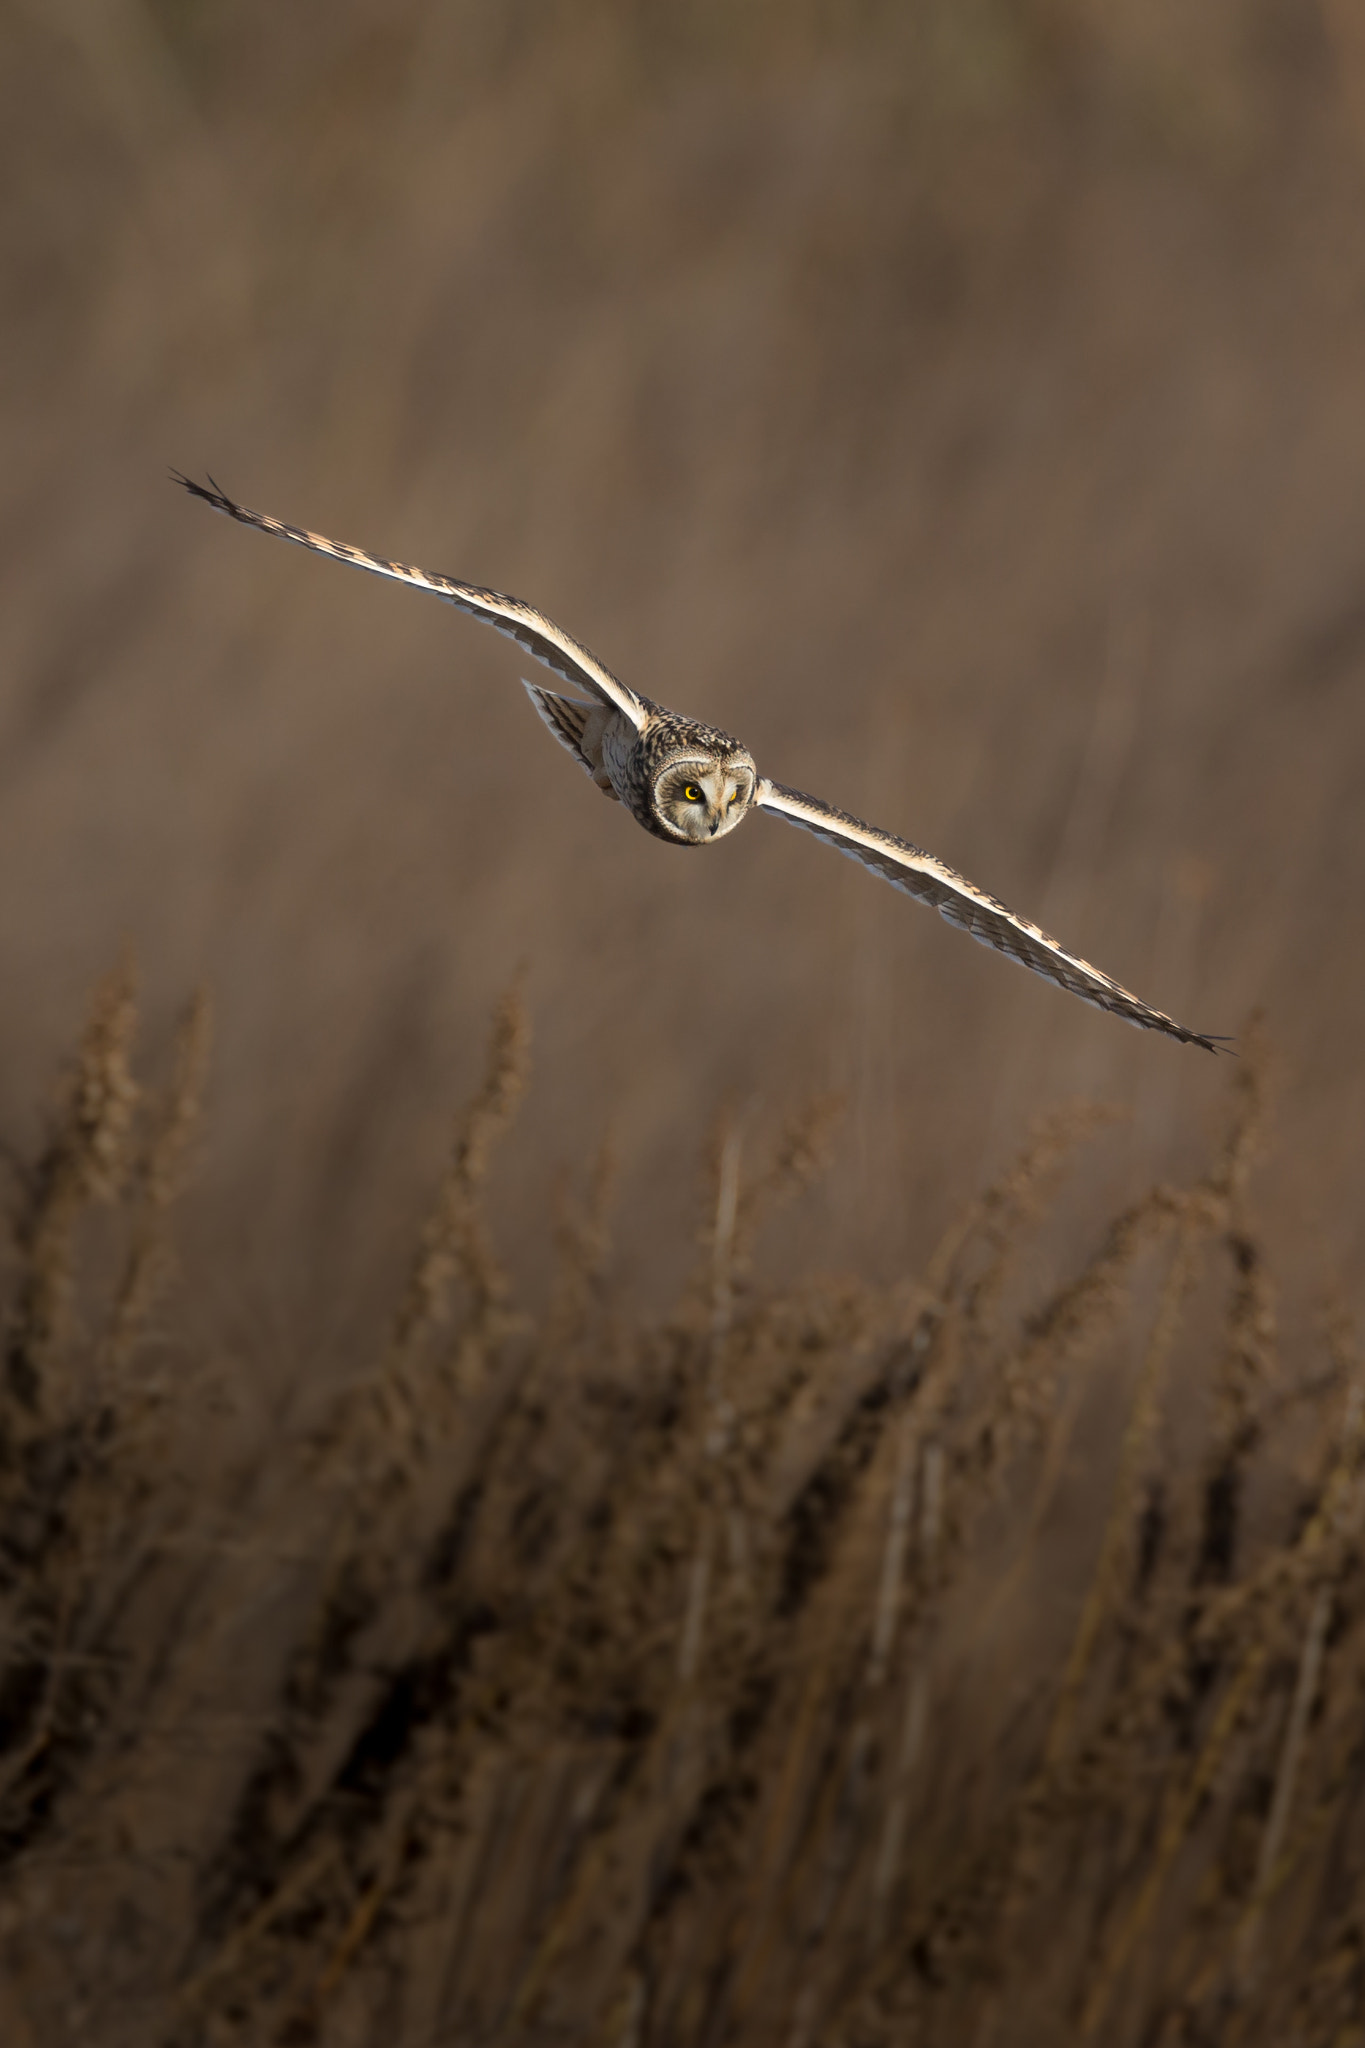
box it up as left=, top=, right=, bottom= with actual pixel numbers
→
left=175, top=476, right=1226, bottom=1052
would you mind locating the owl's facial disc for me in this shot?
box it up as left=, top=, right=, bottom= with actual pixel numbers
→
left=655, top=757, right=755, bottom=844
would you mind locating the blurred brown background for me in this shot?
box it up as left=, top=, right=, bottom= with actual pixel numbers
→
left=3, top=0, right=1363, bottom=1349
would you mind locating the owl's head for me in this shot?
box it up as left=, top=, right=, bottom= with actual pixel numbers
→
left=652, top=748, right=757, bottom=844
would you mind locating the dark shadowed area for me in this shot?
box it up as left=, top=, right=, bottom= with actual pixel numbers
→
left=2, top=4, right=1364, bottom=2044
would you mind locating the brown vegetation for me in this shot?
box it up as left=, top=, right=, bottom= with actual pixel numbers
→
left=2, top=975, right=1363, bottom=2046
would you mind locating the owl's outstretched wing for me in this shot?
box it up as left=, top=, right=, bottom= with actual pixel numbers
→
left=756, top=780, right=1228, bottom=1052
left=173, top=475, right=648, bottom=730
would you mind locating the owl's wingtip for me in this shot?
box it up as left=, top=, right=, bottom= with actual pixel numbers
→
left=171, top=470, right=237, bottom=516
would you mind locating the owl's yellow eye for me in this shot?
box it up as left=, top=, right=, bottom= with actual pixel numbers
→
left=683, top=784, right=702, bottom=803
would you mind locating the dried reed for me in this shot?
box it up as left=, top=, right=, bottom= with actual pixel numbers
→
left=1, top=988, right=1361, bottom=2048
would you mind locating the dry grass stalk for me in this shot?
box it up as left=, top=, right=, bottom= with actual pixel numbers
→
left=546, top=1138, right=616, bottom=1346
left=867, top=1411, right=918, bottom=1690
left=676, top=1521, right=713, bottom=1686
left=1078, top=1331, right=1365, bottom=2041
left=701, top=1109, right=1143, bottom=2031
left=725, top=1092, right=843, bottom=1258
left=709, top=1117, right=744, bottom=1392
left=906, top=1102, right=1123, bottom=1339
left=101, top=987, right=212, bottom=1381
left=180, top=985, right=533, bottom=2022
left=1006, top=1041, right=1268, bottom=1804
left=6, top=986, right=1361, bottom=2048
left=3, top=956, right=139, bottom=1421
left=1188, top=1214, right=1280, bottom=1622
left=869, top=1434, right=942, bottom=1932
left=0, top=966, right=210, bottom=1884
left=1040, top=1212, right=1205, bottom=1778
left=1077, top=1634, right=1274, bottom=2040
left=378, top=973, right=531, bottom=1431
left=1232, top=1581, right=1332, bottom=1997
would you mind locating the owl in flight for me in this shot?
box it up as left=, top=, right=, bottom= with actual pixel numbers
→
left=175, top=476, right=1224, bottom=1052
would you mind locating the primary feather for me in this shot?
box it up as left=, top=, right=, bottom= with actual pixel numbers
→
left=172, top=474, right=646, bottom=729
left=756, top=781, right=1227, bottom=1052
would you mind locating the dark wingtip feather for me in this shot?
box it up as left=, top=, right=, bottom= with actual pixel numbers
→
left=170, top=470, right=236, bottom=516
left=1190, top=1032, right=1237, bottom=1056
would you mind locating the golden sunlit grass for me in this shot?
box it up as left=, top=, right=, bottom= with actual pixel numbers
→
left=1, top=975, right=1360, bottom=2048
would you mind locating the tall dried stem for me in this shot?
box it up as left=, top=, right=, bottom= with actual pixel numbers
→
left=3, top=956, right=140, bottom=1421
left=101, top=987, right=212, bottom=1380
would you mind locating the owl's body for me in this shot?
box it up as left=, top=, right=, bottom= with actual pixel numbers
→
left=175, top=475, right=1228, bottom=1053
left=526, top=683, right=756, bottom=844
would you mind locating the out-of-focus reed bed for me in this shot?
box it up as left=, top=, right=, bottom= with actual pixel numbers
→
left=6, top=0, right=1365, bottom=1332
left=2, top=975, right=1360, bottom=2047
